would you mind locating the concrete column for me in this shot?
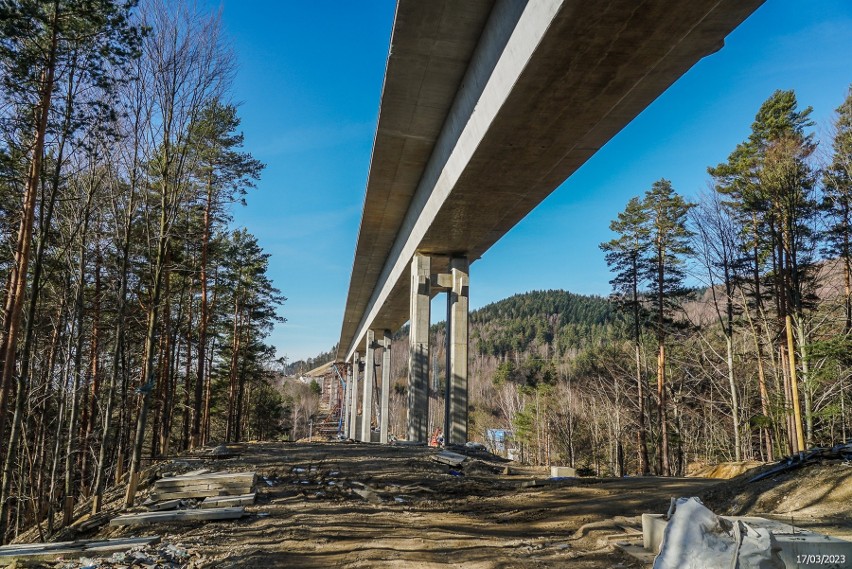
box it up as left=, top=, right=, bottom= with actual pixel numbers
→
left=408, top=253, right=431, bottom=442
left=380, top=330, right=391, bottom=444
left=449, top=257, right=469, bottom=444
left=342, top=364, right=351, bottom=439
left=361, top=330, right=376, bottom=442
left=349, top=351, right=360, bottom=439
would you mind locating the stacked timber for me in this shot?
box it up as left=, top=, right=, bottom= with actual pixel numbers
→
left=111, top=470, right=257, bottom=526
left=150, top=471, right=256, bottom=501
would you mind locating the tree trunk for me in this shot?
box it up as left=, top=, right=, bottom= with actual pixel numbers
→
left=726, top=335, right=741, bottom=461
left=226, top=298, right=242, bottom=442
left=124, top=194, right=170, bottom=507
left=64, top=200, right=93, bottom=526
left=193, top=183, right=214, bottom=448
left=0, top=1, right=60, bottom=442
left=80, top=248, right=102, bottom=495
left=631, top=256, right=649, bottom=475
left=795, top=317, right=813, bottom=447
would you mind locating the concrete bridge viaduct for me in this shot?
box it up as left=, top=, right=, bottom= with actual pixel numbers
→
left=336, top=0, right=764, bottom=443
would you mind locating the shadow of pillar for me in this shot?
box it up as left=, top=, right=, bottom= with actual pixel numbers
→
left=408, top=253, right=431, bottom=442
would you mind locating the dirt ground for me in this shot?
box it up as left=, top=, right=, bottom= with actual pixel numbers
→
left=12, top=441, right=852, bottom=568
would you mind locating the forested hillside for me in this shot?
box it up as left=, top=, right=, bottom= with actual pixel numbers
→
left=0, top=0, right=284, bottom=543
left=470, top=289, right=629, bottom=357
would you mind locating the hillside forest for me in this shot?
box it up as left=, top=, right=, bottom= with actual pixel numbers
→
left=293, top=86, right=852, bottom=481
left=0, top=0, right=285, bottom=543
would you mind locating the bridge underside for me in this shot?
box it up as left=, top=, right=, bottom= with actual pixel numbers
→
left=338, top=0, right=764, bottom=442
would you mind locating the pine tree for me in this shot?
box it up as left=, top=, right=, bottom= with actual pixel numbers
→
left=642, top=179, right=693, bottom=476
left=824, top=86, right=852, bottom=333
left=188, top=100, right=264, bottom=448
left=600, top=197, right=651, bottom=475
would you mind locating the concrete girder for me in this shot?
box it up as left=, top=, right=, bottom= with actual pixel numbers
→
left=338, top=0, right=763, bottom=362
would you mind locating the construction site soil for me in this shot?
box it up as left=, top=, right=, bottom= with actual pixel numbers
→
left=10, top=441, right=852, bottom=568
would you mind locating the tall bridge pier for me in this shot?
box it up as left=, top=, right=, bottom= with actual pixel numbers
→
left=343, top=253, right=469, bottom=444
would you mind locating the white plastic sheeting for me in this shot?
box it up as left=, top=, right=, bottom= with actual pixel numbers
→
left=653, top=497, right=784, bottom=569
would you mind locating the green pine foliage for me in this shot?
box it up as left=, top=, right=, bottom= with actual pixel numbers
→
left=471, top=289, right=629, bottom=357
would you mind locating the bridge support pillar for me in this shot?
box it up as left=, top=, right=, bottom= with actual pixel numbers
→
left=349, top=351, right=360, bottom=440
left=380, top=330, right=391, bottom=444
left=362, top=330, right=376, bottom=442
left=343, top=364, right=352, bottom=439
left=449, top=257, right=469, bottom=444
left=408, top=253, right=431, bottom=442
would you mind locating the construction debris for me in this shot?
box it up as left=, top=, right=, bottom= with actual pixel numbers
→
left=432, top=450, right=467, bottom=467
left=209, top=444, right=239, bottom=459
left=549, top=466, right=576, bottom=478
left=0, top=536, right=161, bottom=563
left=98, top=469, right=258, bottom=530
left=150, top=471, right=256, bottom=501
left=144, top=498, right=182, bottom=511
left=640, top=497, right=852, bottom=569
left=109, top=506, right=247, bottom=527
left=200, top=492, right=256, bottom=508
left=749, top=442, right=852, bottom=483
left=177, top=468, right=211, bottom=478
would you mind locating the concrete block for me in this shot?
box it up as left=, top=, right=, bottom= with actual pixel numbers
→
left=642, top=513, right=666, bottom=551
left=550, top=466, right=576, bottom=478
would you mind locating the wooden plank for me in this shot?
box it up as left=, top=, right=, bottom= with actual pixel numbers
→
left=152, top=481, right=253, bottom=493
left=0, top=541, right=76, bottom=552
left=150, top=485, right=253, bottom=501
left=200, top=493, right=255, bottom=508
left=177, top=468, right=211, bottom=477
left=155, top=477, right=254, bottom=488
left=604, top=532, right=644, bottom=541
left=147, top=498, right=182, bottom=511
left=0, top=536, right=160, bottom=561
left=151, top=488, right=236, bottom=501
left=152, top=484, right=253, bottom=495
left=155, top=478, right=254, bottom=488
left=109, top=506, right=246, bottom=527
left=155, top=471, right=255, bottom=486
left=82, top=536, right=162, bottom=550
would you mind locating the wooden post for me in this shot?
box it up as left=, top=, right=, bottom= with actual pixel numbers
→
left=92, top=494, right=103, bottom=515
left=786, top=314, right=805, bottom=452
left=124, top=471, right=139, bottom=508
left=114, top=450, right=124, bottom=485
left=63, top=497, right=74, bottom=526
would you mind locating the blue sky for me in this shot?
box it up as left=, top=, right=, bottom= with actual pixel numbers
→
left=214, top=1, right=852, bottom=363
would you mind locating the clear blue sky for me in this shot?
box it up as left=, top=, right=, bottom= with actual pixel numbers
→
left=214, top=1, right=852, bottom=363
